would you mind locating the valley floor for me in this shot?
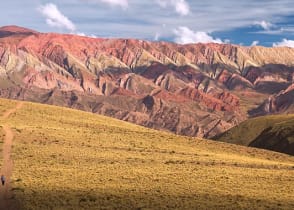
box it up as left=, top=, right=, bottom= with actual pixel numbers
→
left=0, top=98, right=293, bottom=209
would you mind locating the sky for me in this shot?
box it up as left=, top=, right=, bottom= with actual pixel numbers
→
left=1, top=0, right=294, bottom=47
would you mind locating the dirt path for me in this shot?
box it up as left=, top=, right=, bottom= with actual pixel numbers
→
left=0, top=102, right=23, bottom=210
left=2, top=102, right=24, bottom=119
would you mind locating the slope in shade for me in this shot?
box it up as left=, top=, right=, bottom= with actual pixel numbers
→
left=214, top=114, right=294, bottom=155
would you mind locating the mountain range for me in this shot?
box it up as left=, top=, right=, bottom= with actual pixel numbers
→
left=0, top=25, right=293, bottom=139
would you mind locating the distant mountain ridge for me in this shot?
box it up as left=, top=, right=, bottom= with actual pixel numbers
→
left=0, top=25, right=293, bottom=137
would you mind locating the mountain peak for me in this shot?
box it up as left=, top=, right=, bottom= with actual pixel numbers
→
left=0, top=25, right=37, bottom=34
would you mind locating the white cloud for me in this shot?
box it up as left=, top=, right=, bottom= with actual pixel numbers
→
left=87, top=0, right=128, bottom=9
left=75, top=32, right=97, bottom=38
left=254, top=20, right=273, bottom=30
left=156, top=0, right=190, bottom=16
left=38, top=3, right=76, bottom=31
left=253, top=26, right=294, bottom=35
left=251, top=40, right=259, bottom=46
left=174, top=0, right=190, bottom=15
left=154, top=32, right=160, bottom=41
left=224, top=39, right=231, bottom=44
left=273, top=39, right=294, bottom=48
left=173, top=26, right=222, bottom=44
left=76, top=32, right=86, bottom=36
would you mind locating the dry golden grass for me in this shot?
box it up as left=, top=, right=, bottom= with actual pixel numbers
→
left=0, top=98, right=293, bottom=209
left=0, top=99, right=16, bottom=116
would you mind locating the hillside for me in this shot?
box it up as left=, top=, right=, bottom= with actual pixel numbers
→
left=214, top=115, right=294, bottom=155
left=0, top=25, right=293, bottom=138
left=0, top=98, right=293, bottom=209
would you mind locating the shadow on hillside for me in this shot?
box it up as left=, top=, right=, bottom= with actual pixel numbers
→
left=0, top=30, right=35, bottom=39
left=13, top=189, right=293, bottom=209
left=249, top=126, right=294, bottom=155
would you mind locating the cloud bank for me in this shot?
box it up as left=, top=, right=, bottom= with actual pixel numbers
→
left=2, top=1, right=294, bottom=46
left=273, top=39, right=294, bottom=48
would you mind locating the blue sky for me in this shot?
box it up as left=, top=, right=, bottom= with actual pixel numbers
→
left=1, top=0, right=294, bottom=47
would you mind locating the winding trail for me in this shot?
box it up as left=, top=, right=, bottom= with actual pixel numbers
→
left=0, top=101, right=23, bottom=210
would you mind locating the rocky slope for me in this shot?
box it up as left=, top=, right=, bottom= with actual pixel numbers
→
left=0, top=25, right=293, bottom=137
left=250, top=83, right=294, bottom=116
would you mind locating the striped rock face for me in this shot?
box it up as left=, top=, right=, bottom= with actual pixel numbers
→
left=0, top=25, right=293, bottom=137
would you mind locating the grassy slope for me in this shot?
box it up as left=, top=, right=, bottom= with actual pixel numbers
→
left=214, top=115, right=294, bottom=146
left=248, top=117, right=294, bottom=155
left=0, top=98, right=293, bottom=209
